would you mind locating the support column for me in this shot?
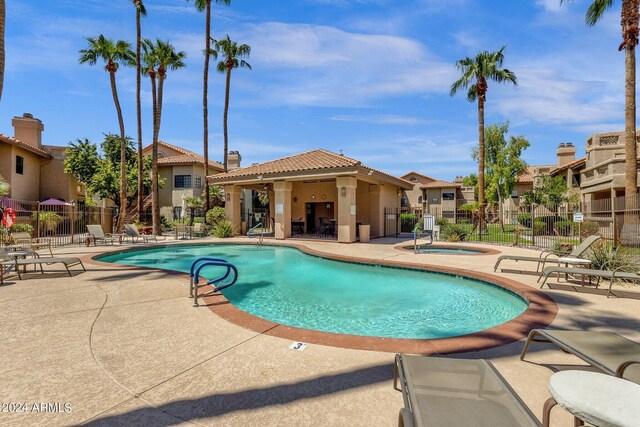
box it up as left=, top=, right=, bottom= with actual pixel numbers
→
left=268, top=190, right=275, bottom=232
left=224, top=185, right=242, bottom=234
left=274, top=181, right=292, bottom=240
left=369, top=184, right=381, bottom=238
left=337, top=176, right=357, bottom=243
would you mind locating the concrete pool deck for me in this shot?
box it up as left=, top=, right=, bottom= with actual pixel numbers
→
left=1, top=237, right=638, bottom=426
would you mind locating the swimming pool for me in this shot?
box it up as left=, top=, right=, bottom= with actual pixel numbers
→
left=404, top=246, right=487, bottom=255
left=98, top=244, right=528, bottom=339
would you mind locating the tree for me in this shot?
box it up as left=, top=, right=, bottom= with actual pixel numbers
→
left=450, top=47, right=517, bottom=234
left=64, top=138, right=100, bottom=198
left=0, top=174, right=9, bottom=196
left=185, top=196, right=204, bottom=226
left=562, top=0, right=638, bottom=198
left=211, top=35, right=251, bottom=172
left=522, top=175, right=569, bottom=209
left=79, top=35, right=135, bottom=232
left=189, top=0, right=232, bottom=211
left=0, top=0, right=5, bottom=101
left=132, top=0, right=147, bottom=221
left=472, top=122, right=529, bottom=230
left=141, top=39, right=186, bottom=235
left=205, top=185, right=225, bottom=207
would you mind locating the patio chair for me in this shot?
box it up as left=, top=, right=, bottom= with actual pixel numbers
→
left=8, top=231, right=53, bottom=257
left=520, top=329, right=640, bottom=384
left=193, top=223, right=207, bottom=238
left=394, top=355, right=540, bottom=427
left=0, top=246, right=85, bottom=283
left=538, top=266, right=640, bottom=297
left=124, top=224, right=158, bottom=243
left=175, top=223, right=192, bottom=240
left=493, top=235, right=601, bottom=274
left=86, top=224, right=117, bottom=246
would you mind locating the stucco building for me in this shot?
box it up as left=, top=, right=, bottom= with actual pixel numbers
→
left=208, top=149, right=412, bottom=243
left=0, top=113, right=85, bottom=203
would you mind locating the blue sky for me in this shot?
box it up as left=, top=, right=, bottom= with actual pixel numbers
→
left=0, top=0, right=628, bottom=180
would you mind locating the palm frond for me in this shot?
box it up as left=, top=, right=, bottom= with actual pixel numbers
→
left=585, top=0, right=614, bottom=27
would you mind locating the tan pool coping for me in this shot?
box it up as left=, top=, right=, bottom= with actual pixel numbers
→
left=2, top=236, right=639, bottom=426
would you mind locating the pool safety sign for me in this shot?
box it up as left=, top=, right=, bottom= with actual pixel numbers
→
left=289, top=342, right=308, bottom=351
left=573, top=213, right=584, bottom=222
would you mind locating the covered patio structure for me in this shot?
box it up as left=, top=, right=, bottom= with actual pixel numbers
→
left=207, top=149, right=412, bottom=243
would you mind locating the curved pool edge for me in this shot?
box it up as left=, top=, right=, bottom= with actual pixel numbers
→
left=394, top=243, right=501, bottom=256
left=87, top=240, right=558, bottom=354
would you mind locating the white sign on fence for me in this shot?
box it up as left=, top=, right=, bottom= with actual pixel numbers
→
left=573, top=212, right=584, bottom=223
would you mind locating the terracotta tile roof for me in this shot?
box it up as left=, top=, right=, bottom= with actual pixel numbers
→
left=145, top=141, right=224, bottom=170
left=208, top=149, right=413, bottom=188
left=419, top=180, right=460, bottom=189
left=517, top=167, right=534, bottom=184
left=551, top=157, right=586, bottom=175
left=209, top=149, right=361, bottom=179
left=0, top=134, right=53, bottom=158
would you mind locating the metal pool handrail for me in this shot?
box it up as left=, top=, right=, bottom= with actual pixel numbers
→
left=188, top=257, right=238, bottom=306
left=248, top=222, right=264, bottom=245
left=413, top=224, right=433, bottom=254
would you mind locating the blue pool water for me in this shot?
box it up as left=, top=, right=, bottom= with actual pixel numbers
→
left=98, top=244, right=527, bottom=339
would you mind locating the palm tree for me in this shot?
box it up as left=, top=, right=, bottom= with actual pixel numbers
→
left=185, top=196, right=204, bottom=225
left=562, top=0, right=638, bottom=198
left=79, top=35, right=134, bottom=233
left=132, top=0, right=147, bottom=221
left=206, top=185, right=225, bottom=206
left=189, top=0, right=231, bottom=211
left=0, top=0, right=5, bottom=101
left=142, top=39, right=186, bottom=235
left=211, top=35, right=251, bottom=172
left=450, top=47, right=517, bottom=235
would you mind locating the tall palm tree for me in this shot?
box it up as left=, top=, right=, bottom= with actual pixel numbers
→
left=211, top=35, right=251, bottom=172
left=79, top=35, right=134, bottom=233
left=562, top=0, right=639, bottom=198
left=143, top=39, right=186, bottom=235
left=133, top=0, right=147, bottom=221
left=0, top=0, right=5, bottom=101
left=189, top=0, right=231, bottom=211
left=450, top=47, right=517, bottom=235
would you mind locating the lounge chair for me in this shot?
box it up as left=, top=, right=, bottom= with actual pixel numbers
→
left=193, top=223, right=206, bottom=238
left=520, top=329, right=640, bottom=384
left=394, top=355, right=540, bottom=427
left=0, top=246, right=85, bottom=283
left=493, top=235, right=601, bottom=273
left=86, top=224, right=117, bottom=245
left=124, top=224, right=158, bottom=243
left=8, top=231, right=53, bottom=257
left=538, top=266, right=640, bottom=297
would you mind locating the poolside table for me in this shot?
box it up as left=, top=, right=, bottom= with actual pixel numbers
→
left=544, top=370, right=640, bottom=427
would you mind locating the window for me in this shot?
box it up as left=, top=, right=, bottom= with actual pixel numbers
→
left=418, top=196, right=423, bottom=203
left=511, top=190, right=519, bottom=198
left=172, top=206, right=182, bottom=220
left=195, top=176, right=202, bottom=189
left=442, top=192, right=455, bottom=201
left=174, top=175, right=191, bottom=188
left=16, top=155, right=24, bottom=175
left=572, top=173, right=581, bottom=187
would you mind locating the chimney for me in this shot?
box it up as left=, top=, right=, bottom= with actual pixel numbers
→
left=556, top=142, right=576, bottom=167
left=12, top=113, right=44, bottom=148
left=228, top=151, right=242, bottom=170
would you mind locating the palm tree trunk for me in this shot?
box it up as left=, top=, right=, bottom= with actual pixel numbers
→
left=135, top=7, right=143, bottom=222
left=223, top=68, right=231, bottom=172
left=109, top=70, right=127, bottom=234
left=0, top=0, right=5, bottom=101
left=624, top=36, right=639, bottom=199
left=477, top=96, right=485, bottom=237
left=151, top=74, right=160, bottom=235
left=203, top=0, right=212, bottom=211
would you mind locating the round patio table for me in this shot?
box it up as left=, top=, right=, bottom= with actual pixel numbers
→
left=543, top=370, right=640, bottom=427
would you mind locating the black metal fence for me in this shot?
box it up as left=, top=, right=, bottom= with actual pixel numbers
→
left=1, top=198, right=116, bottom=247
left=384, top=194, right=640, bottom=260
left=241, top=207, right=273, bottom=234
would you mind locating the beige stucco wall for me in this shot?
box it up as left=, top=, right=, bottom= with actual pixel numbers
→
left=8, top=146, right=41, bottom=201
left=0, top=144, right=11, bottom=185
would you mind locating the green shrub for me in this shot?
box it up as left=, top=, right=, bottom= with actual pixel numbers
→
left=587, top=242, right=639, bottom=272
left=193, top=217, right=205, bottom=224
left=517, top=213, right=531, bottom=228
left=160, top=214, right=172, bottom=229
left=206, top=207, right=227, bottom=225
left=553, top=220, right=573, bottom=236
left=441, top=223, right=470, bottom=242
left=580, top=220, right=600, bottom=238
left=533, top=220, right=546, bottom=235
left=213, top=220, right=235, bottom=238
left=400, top=213, right=417, bottom=232
left=10, top=223, right=34, bottom=234
left=436, top=217, right=449, bottom=227
left=551, top=240, right=573, bottom=256
left=457, top=218, right=471, bottom=225
left=534, top=215, right=564, bottom=235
